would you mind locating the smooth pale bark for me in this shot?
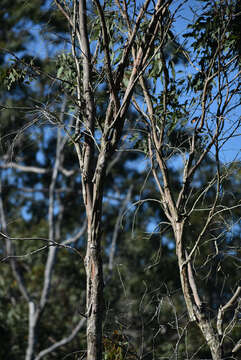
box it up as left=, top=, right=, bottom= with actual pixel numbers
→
left=78, top=0, right=103, bottom=358
left=85, top=220, right=103, bottom=360
left=174, top=221, right=223, bottom=360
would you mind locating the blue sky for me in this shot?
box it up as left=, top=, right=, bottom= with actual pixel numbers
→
left=173, top=0, right=241, bottom=163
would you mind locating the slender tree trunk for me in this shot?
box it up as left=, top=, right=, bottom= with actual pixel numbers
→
left=174, top=221, right=222, bottom=360
left=25, top=302, right=36, bottom=360
left=85, top=217, right=103, bottom=360
left=198, top=320, right=222, bottom=360
left=77, top=0, right=103, bottom=356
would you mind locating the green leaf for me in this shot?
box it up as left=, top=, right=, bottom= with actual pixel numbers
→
left=57, top=66, right=64, bottom=78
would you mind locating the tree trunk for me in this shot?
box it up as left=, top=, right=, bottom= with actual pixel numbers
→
left=174, top=221, right=222, bottom=360
left=85, top=216, right=103, bottom=360
left=198, top=320, right=222, bottom=360
left=77, top=0, right=103, bottom=357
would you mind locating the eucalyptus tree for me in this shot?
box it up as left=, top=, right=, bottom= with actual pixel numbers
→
left=52, top=1, right=179, bottom=359
left=1, top=0, right=179, bottom=359
left=131, top=1, right=241, bottom=359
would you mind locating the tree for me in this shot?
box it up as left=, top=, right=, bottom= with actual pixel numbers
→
left=51, top=1, right=180, bottom=359
left=131, top=1, right=241, bottom=358
left=1, top=0, right=176, bottom=359
left=0, top=2, right=87, bottom=359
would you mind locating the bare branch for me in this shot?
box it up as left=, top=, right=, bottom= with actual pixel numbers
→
left=217, top=287, right=241, bottom=337
left=61, top=219, right=87, bottom=245
left=93, top=0, right=119, bottom=111
left=0, top=162, right=48, bottom=174
left=185, top=251, right=201, bottom=308
left=0, top=233, right=82, bottom=259
left=34, top=318, right=86, bottom=360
